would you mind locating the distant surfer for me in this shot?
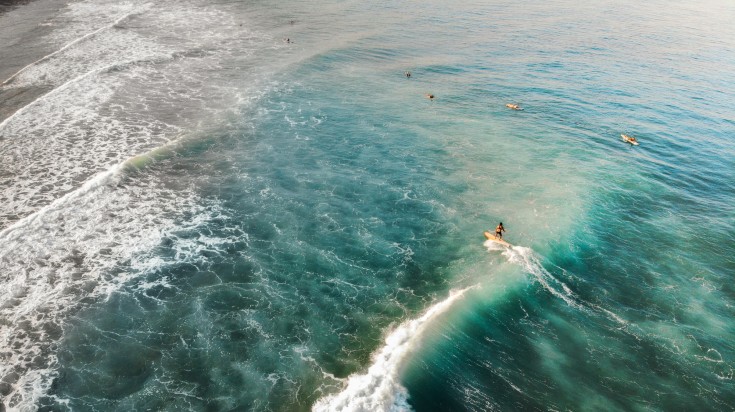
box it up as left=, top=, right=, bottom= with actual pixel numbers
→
left=494, top=222, right=505, bottom=240
left=621, top=134, right=638, bottom=145
left=405, top=71, right=411, bottom=78
left=426, top=93, right=435, bottom=100
left=506, top=103, right=522, bottom=111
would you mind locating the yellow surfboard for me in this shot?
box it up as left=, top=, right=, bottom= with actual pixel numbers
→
left=621, top=134, right=639, bottom=146
left=483, top=231, right=512, bottom=246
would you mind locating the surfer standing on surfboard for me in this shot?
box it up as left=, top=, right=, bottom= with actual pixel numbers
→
left=494, top=222, right=505, bottom=240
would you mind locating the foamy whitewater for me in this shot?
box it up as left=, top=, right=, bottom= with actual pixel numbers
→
left=314, top=288, right=472, bottom=412
left=1, top=0, right=734, bottom=410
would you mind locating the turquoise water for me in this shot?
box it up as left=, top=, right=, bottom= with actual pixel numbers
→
left=1, top=0, right=734, bottom=410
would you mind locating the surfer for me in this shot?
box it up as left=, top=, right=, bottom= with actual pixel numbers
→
left=506, top=103, right=522, bottom=110
left=621, top=134, right=639, bottom=145
left=405, top=71, right=411, bottom=78
left=426, top=93, right=435, bottom=100
left=494, top=222, right=505, bottom=240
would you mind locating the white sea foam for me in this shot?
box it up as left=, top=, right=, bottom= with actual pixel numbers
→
left=0, top=0, right=354, bottom=409
left=313, top=246, right=583, bottom=412
left=501, top=244, right=588, bottom=312
left=0, top=12, right=273, bottom=405
left=485, top=241, right=629, bottom=326
left=0, top=66, right=182, bottom=229
left=1, top=3, right=150, bottom=87
left=312, top=287, right=473, bottom=412
left=0, top=154, right=227, bottom=409
left=0, top=2, right=171, bottom=232
left=0, top=0, right=269, bottom=231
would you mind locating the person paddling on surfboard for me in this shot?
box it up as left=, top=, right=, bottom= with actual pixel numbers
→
left=494, top=222, right=505, bottom=240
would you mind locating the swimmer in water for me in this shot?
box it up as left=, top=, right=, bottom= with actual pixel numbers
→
left=622, top=134, right=637, bottom=144
left=506, top=103, right=522, bottom=110
left=426, top=93, right=435, bottom=100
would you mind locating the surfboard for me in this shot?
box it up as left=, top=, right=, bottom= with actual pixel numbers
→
left=483, top=231, right=512, bottom=246
left=621, top=134, right=639, bottom=145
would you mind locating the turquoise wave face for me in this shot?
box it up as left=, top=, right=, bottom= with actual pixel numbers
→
left=4, top=0, right=734, bottom=410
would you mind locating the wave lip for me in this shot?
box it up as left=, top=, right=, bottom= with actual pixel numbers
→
left=313, top=287, right=472, bottom=412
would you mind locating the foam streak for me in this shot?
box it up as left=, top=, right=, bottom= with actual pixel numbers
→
left=0, top=63, right=114, bottom=133
left=313, top=287, right=473, bottom=412
left=487, top=241, right=628, bottom=326
left=1, top=7, right=143, bottom=87
left=0, top=161, right=122, bottom=245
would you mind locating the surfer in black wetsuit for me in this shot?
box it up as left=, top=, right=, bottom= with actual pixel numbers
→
left=495, top=222, right=505, bottom=240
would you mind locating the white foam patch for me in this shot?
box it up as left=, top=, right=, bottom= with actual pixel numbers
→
left=312, top=287, right=473, bottom=412
left=0, top=0, right=326, bottom=409
left=0, top=0, right=270, bottom=231
left=485, top=241, right=585, bottom=311
left=0, top=67, right=181, bottom=229
left=42, top=2, right=144, bottom=47
left=0, top=154, right=226, bottom=410
left=1, top=2, right=154, bottom=88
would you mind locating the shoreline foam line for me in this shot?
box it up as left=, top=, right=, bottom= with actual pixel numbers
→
left=1, top=6, right=146, bottom=86
left=0, top=139, right=184, bottom=410
left=0, top=49, right=178, bottom=133
left=0, top=62, right=117, bottom=132
left=0, top=162, right=125, bottom=244
left=313, top=287, right=474, bottom=412
left=0, top=139, right=177, bottom=244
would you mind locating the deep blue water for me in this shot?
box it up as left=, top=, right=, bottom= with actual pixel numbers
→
left=1, top=0, right=734, bottom=410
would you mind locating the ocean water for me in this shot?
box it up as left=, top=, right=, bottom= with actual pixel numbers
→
left=1, top=0, right=734, bottom=410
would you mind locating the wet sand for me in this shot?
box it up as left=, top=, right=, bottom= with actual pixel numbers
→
left=0, top=0, right=65, bottom=123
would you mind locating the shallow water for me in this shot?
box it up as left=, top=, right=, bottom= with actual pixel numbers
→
left=1, top=0, right=734, bottom=410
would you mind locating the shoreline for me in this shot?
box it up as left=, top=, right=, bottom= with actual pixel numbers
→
left=0, top=0, right=65, bottom=124
left=0, top=0, right=31, bottom=13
